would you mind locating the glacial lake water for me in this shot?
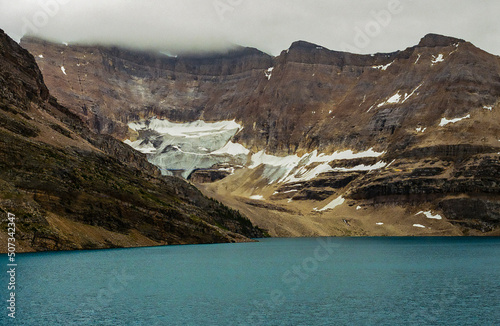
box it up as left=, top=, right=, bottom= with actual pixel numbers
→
left=2, top=237, right=500, bottom=325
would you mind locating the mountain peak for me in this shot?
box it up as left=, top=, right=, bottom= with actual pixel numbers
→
left=289, top=40, right=325, bottom=51
left=418, top=33, right=466, bottom=48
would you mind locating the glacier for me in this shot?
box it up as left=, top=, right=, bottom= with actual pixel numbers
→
left=124, top=118, right=388, bottom=183
left=125, top=118, right=249, bottom=178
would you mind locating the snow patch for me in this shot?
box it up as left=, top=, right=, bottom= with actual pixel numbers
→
left=431, top=54, right=444, bottom=64
left=218, top=167, right=235, bottom=175
left=483, top=106, right=493, bottom=111
left=377, top=92, right=403, bottom=107
left=315, top=197, right=345, bottom=212
left=265, top=67, right=274, bottom=80
left=38, top=54, right=44, bottom=59
left=378, top=83, right=423, bottom=108
left=356, top=206, right=362, bottom=210
left=387, top=93, right=402, bottom=104
left=249, top=195, right=264, bottom=200
left=439, top=114, right=471, bottom=127
left=376, top=222, right=384, bottom=226
left=416, top=127, right=427, bottom=133
left=413, top=224, right=426, bottom=228
left=416, top=211, right=442, bottom=220
left=61, top=66, right=67, bottom=75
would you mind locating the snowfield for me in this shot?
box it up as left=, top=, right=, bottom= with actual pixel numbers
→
left=250, top=148, right=386, bottom=184
left=125, top=118, right=389, bottom=182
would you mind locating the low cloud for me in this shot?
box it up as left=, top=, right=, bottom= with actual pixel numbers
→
left=0, top=0, right=498, bottom=56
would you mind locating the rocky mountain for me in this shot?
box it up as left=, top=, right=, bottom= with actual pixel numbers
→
left=21, top=33, right=500, bottom=237
left=0, top=29, right=266, bottom=252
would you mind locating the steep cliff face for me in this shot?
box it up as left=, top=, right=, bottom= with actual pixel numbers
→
left=21, top=34, right=500, bottom=152
left=21, top=34, right=500, bottom=236
left=0, top=30, right=266, bottom=252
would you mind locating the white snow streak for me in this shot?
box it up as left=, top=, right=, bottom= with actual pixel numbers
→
left=373, top=61, right=394, bottom=71
left=332, top=161, right=388, bottom=172
left=439, top=114, right=471, bottom=127
left=315, top=197, right=345, bottom=212
left=265, top=67, right=274, bottom=80
left=414, top=54, right=421, bottom=64
left=401, top=83, right=423, bottom=104
left=377, top=83, right=423, bottom=108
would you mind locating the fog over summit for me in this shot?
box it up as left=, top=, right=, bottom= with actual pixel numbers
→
left=1, top=0, right=499, bottom=56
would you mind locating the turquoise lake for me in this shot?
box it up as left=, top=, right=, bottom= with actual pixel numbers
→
left=2, top=237, right=500, bottom=325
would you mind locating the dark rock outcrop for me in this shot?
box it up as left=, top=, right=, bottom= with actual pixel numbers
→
left=188, top=169, right=232, bottom=183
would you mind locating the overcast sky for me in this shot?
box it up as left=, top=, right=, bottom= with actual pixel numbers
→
left=0, top=0, right=498, bottom=56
